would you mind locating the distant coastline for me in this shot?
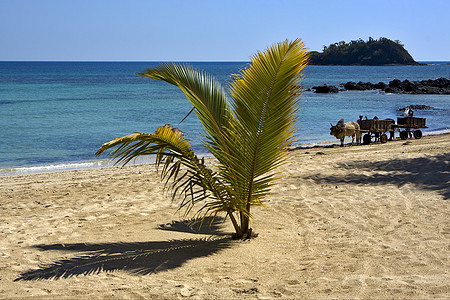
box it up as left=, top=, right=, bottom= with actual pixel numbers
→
left=417, top=61, right=450, bottom=65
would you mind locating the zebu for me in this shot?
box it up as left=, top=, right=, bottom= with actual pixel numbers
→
left=330, top=119, right=361, bottom=147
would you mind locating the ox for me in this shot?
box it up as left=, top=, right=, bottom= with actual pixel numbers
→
left=330, top=119, right=361, bottom=147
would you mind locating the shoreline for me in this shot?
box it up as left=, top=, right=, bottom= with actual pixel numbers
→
left=1, top=132, right=449, bottom=298
left=2, top=129, right=449, bottom=177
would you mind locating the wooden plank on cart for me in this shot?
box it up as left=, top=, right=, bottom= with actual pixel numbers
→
left=397, top=117, right=426, bottom=128
left=358, top=119, right=394, bottom=132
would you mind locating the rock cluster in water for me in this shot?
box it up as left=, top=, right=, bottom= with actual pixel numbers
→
left=311, top=77, right=450, bottom=94
left=397, top=105, right=434, bottom=111
left=311, top=85, right=339, bottom=93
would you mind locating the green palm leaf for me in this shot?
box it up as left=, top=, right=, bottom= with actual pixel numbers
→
left=137, top=63, right=233, bottom=160
left=227, top=39, right=308, bottom=231
left=97, top=39, right=308, bottom=238
left=96, top=125, right=243, bottom=235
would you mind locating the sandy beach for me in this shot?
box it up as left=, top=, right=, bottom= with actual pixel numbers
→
left=1, top=133, right=449, bottom=299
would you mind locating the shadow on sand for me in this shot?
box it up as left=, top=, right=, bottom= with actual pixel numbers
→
left=157, top=216, right=228, bottom=235
left=15, top=217, right=231, bottom=281
left=304, top=153, right=449, bottom=199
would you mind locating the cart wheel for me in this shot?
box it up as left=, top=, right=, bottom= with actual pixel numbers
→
left=380, top=133, right=388, bottom=143
left=400, top=131, right=408, bottom=140
left=413, top=130, right=422, bottom=139
left=363, top=134, right=371, bottom=145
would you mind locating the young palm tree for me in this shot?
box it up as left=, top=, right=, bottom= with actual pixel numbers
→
left=96, top=39, right=308, bottom=239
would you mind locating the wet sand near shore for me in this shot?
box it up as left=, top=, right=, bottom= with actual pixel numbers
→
left=1, top=133, right=449, bottom=299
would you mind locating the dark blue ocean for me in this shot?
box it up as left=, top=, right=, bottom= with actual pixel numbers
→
left=1, top=61, right=449, bottom=174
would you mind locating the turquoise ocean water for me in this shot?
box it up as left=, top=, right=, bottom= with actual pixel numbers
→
left=1, top=61, right=449, bottom=175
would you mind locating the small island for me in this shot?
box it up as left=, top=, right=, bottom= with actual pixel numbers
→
left=309, top=37, right=419, bottom=65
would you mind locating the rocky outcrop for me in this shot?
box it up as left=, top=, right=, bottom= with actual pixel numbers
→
left=338, top=78, right=450, bottom=94
left=398, top=105, right=434, bottom=111
left=343, top=81, right=386, bottom=91
left=312, top=85, right=339, bottom=93
left=310, top=78, right=449, bottom=94
left=384, top=78, right=450, bottom=94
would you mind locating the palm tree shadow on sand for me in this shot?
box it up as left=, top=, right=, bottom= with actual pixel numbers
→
left=15, top=217, right=232, bottom=281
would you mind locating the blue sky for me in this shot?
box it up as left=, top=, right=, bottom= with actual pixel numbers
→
left=1, top=0, right=449, bottom=61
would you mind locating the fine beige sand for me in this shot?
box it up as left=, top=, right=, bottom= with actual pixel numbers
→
left=1, top=133, right=449, bottom=299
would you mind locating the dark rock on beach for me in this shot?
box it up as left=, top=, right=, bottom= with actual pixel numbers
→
left=384, top=78, right=450, bottom=94
left=343, top=81, right=387, bottom=91
left=343, top=81, right=372, bottom=90
left=374, top=82, right=387, bottom=89
left=339, top=77, right=450, bottom=94
left=312, top=85, right=339, bottom=93
left=312, top=78, right=449, bottom=95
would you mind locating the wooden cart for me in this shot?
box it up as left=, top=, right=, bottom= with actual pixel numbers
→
left=393, top=116, right=427, bottom=140
left=358, top=118, right=395, bottom=144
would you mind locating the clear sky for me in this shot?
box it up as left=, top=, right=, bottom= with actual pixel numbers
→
left=1, top=0, right=449, bottom=61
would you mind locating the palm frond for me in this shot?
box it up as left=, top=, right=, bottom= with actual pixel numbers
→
left=226, top=39, right=308, bottom=216
left=97, top=40, right=308, bottom=238
left=96, top=125, right=191, bottom=166
left=137, top=63, right=233, bottom=160
left=96, top=125, right=239, bottom=221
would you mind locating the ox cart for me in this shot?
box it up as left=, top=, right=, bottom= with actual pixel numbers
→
left=357, top=118, right=395, bottom=144
left=393, top=116, right=427, bottom=140
left=331, top=116, right=427, bottom=146
left=357, top=116, right=427, bottom=144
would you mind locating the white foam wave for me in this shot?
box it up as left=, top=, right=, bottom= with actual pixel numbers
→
left=424, top=128, right=450, bottom=136
left=0, top=160, right=112, bottom=175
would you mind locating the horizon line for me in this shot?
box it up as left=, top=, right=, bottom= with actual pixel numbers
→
left=1, top=59, right=449, bottom=63
left=0, top=60, right=252, bottom=63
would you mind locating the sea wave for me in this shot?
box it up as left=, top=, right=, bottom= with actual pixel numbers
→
left=424, top=128, right=450, bottom=136
left=0, top=152, right=215, bottom=176
left=0, top=160, right=112, bottom=176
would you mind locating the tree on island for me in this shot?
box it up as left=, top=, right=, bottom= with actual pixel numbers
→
left=309, top=37, right=419, bottom=65
left=96, top=39, right=308, bottom=239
